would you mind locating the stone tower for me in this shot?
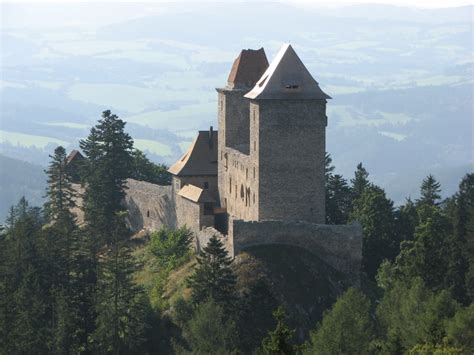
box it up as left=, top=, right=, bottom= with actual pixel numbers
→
left=218, top=44, right=330, bottom=224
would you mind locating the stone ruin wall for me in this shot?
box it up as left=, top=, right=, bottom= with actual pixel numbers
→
left=228, top=217, right=362, bottom=279
left=72, top=179, right=178, bottom=234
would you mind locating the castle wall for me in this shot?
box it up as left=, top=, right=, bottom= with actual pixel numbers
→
left=218, top=147, right=259, bottom=221
left=254, top=99, right=327, bottom=223
left=229, top=218, right=362, bottom=278
left=218, top=88, right=260, bottom=220
left=175, top=194, right=214, bottom=236
left=173, top=175, right=218, bottom=201
left=218, top=89, right=250, bottom=154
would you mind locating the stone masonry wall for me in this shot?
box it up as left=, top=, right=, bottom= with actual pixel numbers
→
left=125, top=179, right=177, bottom=233
left=173, top=175, right=218, bottom=201
left=218, top=88, right=260, bottom=221
left=229, top=217, right=362, bottom=277
left=254, top=99, right=327, bottom=224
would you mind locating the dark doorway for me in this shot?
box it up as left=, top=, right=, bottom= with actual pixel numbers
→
left=214, top=213, right=228, bottom=235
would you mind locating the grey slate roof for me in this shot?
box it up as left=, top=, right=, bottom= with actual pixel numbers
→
left=245, top=43, right=331, bottom=100
left=168, top=129, right=218, bottom=177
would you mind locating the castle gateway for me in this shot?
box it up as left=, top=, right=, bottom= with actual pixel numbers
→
left=168, top=44, right=362, bottom=278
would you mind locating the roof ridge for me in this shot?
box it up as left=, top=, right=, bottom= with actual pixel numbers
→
left=244, top=43, right=331, bottom=100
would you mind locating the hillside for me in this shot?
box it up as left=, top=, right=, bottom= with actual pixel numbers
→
left=153, top=244, right=351, bottom=352
left=0, top=154, right=46, bottom=221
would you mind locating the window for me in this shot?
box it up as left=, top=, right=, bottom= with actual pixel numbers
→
left=246, top=168, right=248, bottom=179
left=254, top=141, right=256, bottom=151
left=229, top=177, right=232, bottom=193
left=253, top=167, right=256, bottom=178
left=204, top=182, right=209, bottom=189
left=147, top=210, right=150, bottom=218
left=240, top=185, right=244, bottom=200
left=253, top=193, right=255, bottom=204
left=175, top=179, right=180, bottom=190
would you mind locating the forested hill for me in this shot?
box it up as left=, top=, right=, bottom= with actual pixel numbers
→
left=1, top=112, right=473, bottom=354
left=0, top=154, right=46, bottom=219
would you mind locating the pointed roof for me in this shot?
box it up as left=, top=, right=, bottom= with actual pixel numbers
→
left=244, top=44, right=331, bottom=100
left=227, top=48, right=269, bottom=90
left=66, top=149, right=84, bottom=164
left=168, top=128, right=218, bottom=177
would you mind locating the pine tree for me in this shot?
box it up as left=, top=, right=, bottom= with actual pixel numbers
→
left=80, top=110, right=134, bottom=246
left=349, top=186, right=398, bottom=279
left=324, top=152, right=335, bottom=184
left=376, top=278, right=459, bottom=352
left=309, top=288, right=373, bottom=354
left=326, top=174, right=352, bottom=224
left=395, top=206, right=467, bottom=302
left=394, top=198, right=419, bottom=243
left=187, top=235, right=236, bottom=306
left=183, top=299, right=238, bottom=354
left=451, top=174, right=474, bottom=303
left=92, top=213, right=147, bottom=354
left=44, top=146, right=76, bottom=224
left=417, top=174, right=442, bottom=206
left=0, top=199, right=48, bottom=353
left=260, top=307, right=298, bottom=355
left=350, top=162, right=370, bottom=202
left=130, top=149, right=171, bottom=185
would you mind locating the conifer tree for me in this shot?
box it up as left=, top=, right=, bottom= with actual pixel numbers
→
left=0, top=199, right=47, bottom=353
left=451, top=174, right=474, bottom=302
left=395, top=206, right=467, bottom=302
left=394, top=197, right=418, bottom=242
left=324, top=152, right=335, bottom=184
left=417, top=174, right=442, bottom=206
left=187, top=235, right=236, bottom=306
left=350, top=162, right=370, bottom=202
left=260, top=307, right=298, bottom=355
left=183, top=299, right=238, bottom=354
left=80, top=110, right=134, bottom=246
left=326, top=174, right=352, bottom=224
left=44, top=146, right=76, bottom=224
left=309, top=288, right=373, bottom=354
left=92, top=213, right=147, bottom=354
left=130, top=149, right=171, bottom=185
left=350, top=186, right=398, bottom=279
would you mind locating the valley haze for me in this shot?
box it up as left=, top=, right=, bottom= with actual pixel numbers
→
left=0, top=1, right=472, bottom=219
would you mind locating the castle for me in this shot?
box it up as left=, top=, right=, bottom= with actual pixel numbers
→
left=167, top=44, right=362, bottom=279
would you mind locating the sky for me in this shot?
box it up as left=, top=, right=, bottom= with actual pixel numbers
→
left=0, top=0, right=473, bottom=8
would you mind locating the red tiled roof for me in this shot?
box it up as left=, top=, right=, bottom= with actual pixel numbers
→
left=227, top=48, right=269, bottom=89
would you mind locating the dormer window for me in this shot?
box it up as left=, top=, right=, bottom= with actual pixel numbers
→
left=285, top=84, right=299, bottom=89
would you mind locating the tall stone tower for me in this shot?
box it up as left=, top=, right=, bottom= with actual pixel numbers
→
left=218, top=44, right=330, bottom=224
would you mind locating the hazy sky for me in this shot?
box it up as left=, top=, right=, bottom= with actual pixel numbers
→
left=1, top=0, right=473, bottom=8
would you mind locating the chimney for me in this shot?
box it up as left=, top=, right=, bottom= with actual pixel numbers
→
left=209, top=126, right=214, bottom=149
